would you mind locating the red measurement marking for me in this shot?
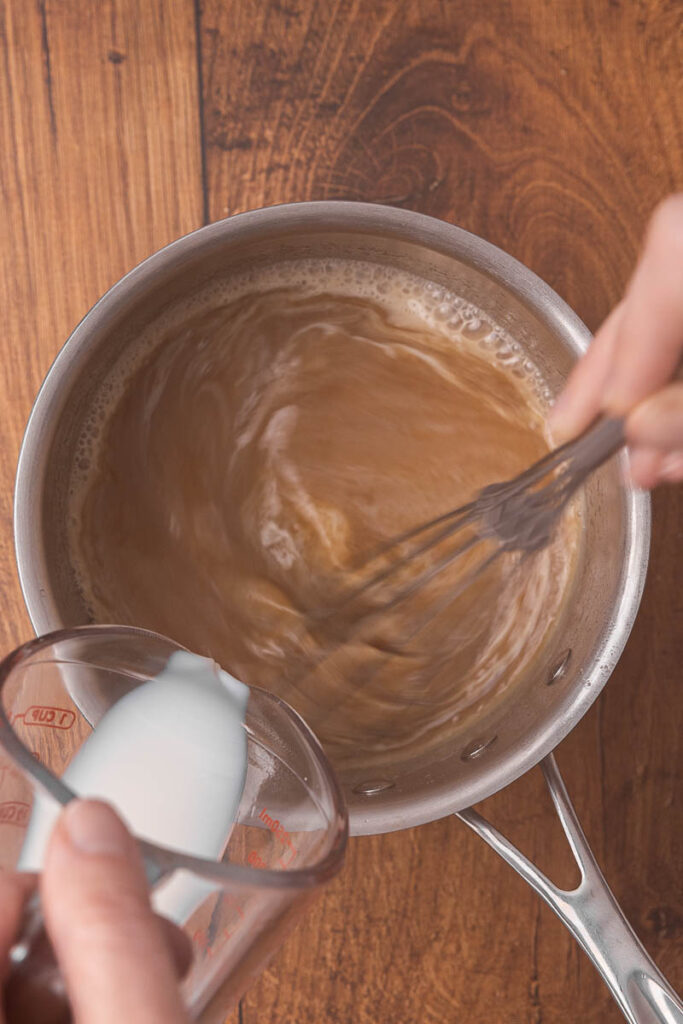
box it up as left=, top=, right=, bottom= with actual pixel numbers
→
left=223, top=893, right=245, bottom=920
left=259, top=807, right=299, bottom=867
left=22, top=706, right=75, bottom=731
left=0, top=801, right=30, bottom=827
left=190, top=929, right=216, bottom=959
left=0, top=759, right=24, bottom=786
left=248, top=849, right=267, bottom=869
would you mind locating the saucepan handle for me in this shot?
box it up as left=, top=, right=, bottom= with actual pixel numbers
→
left=456, top=754, right=683, bottom=1024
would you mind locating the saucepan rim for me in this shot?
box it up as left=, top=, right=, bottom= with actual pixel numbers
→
left=13, top=201, right=651, bottom=834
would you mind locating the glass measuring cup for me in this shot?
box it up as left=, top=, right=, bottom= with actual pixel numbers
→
left=0, top=625, right=348, bottom=1021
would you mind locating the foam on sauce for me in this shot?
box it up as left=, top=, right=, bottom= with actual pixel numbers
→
left=68, top=260, right=580, bottom=771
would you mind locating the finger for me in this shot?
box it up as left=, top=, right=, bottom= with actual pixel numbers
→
left=157, top=914, right=193, bottom=979
left=627, top=446, right=665, bottom=490
left=604, top=194, right=683, bottom=414
left=548, top=302, right=624, bottom=439
left=41, top=800, right=187, bottom=1024
left=626, top=381, right=683, bottom=451
left=660, top=451, right=683, bottom=483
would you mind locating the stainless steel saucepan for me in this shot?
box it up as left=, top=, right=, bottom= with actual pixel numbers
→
left=13, top=202, right=682, bottom=1022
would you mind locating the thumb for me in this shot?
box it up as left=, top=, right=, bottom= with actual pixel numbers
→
left=41, top=800, right=188, bottom=1024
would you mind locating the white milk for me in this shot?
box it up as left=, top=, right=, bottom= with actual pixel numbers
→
left=19, top=651, right=249, bottom=924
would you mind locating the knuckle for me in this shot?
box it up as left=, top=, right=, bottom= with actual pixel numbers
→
left=629, top=386, right=683, bottom=445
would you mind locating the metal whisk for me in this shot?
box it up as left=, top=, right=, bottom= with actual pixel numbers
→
left=305, top=417, right=626, bottom=659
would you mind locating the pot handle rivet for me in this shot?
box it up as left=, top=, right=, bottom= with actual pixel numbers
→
left=547, top=648, right=572, bottom=685
left=352, top=779, right=395, bottom=796
left=461, top=735, right=498, bottom=761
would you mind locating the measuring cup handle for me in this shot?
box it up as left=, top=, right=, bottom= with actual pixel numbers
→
left=3, top=891, right=71, bottom=1023
left=456, top=753, right=683, bottom=1024
left=3, top=846, right=169, bottom=1022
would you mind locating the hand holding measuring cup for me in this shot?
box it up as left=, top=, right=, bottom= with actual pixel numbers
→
left=0, top=626, right=347, bottom=1023
left=2, top=799, right=190, bottom=1023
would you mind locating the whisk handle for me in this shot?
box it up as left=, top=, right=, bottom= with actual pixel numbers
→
left=564, top=417, right=626, bottom=482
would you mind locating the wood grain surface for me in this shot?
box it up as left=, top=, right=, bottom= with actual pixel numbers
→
left=1, top=2, right=681, bottom=1021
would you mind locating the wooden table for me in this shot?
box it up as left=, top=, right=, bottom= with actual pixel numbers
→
left=1, top=3, right=681, bottom=1021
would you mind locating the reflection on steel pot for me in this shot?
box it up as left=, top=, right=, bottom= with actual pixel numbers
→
left=13, top=202, right=682, bottom=1021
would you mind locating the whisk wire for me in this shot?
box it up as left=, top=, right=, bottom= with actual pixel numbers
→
left=289, top=415, right=625, bottom=712
left=313, top=504, right=475, bottom=622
